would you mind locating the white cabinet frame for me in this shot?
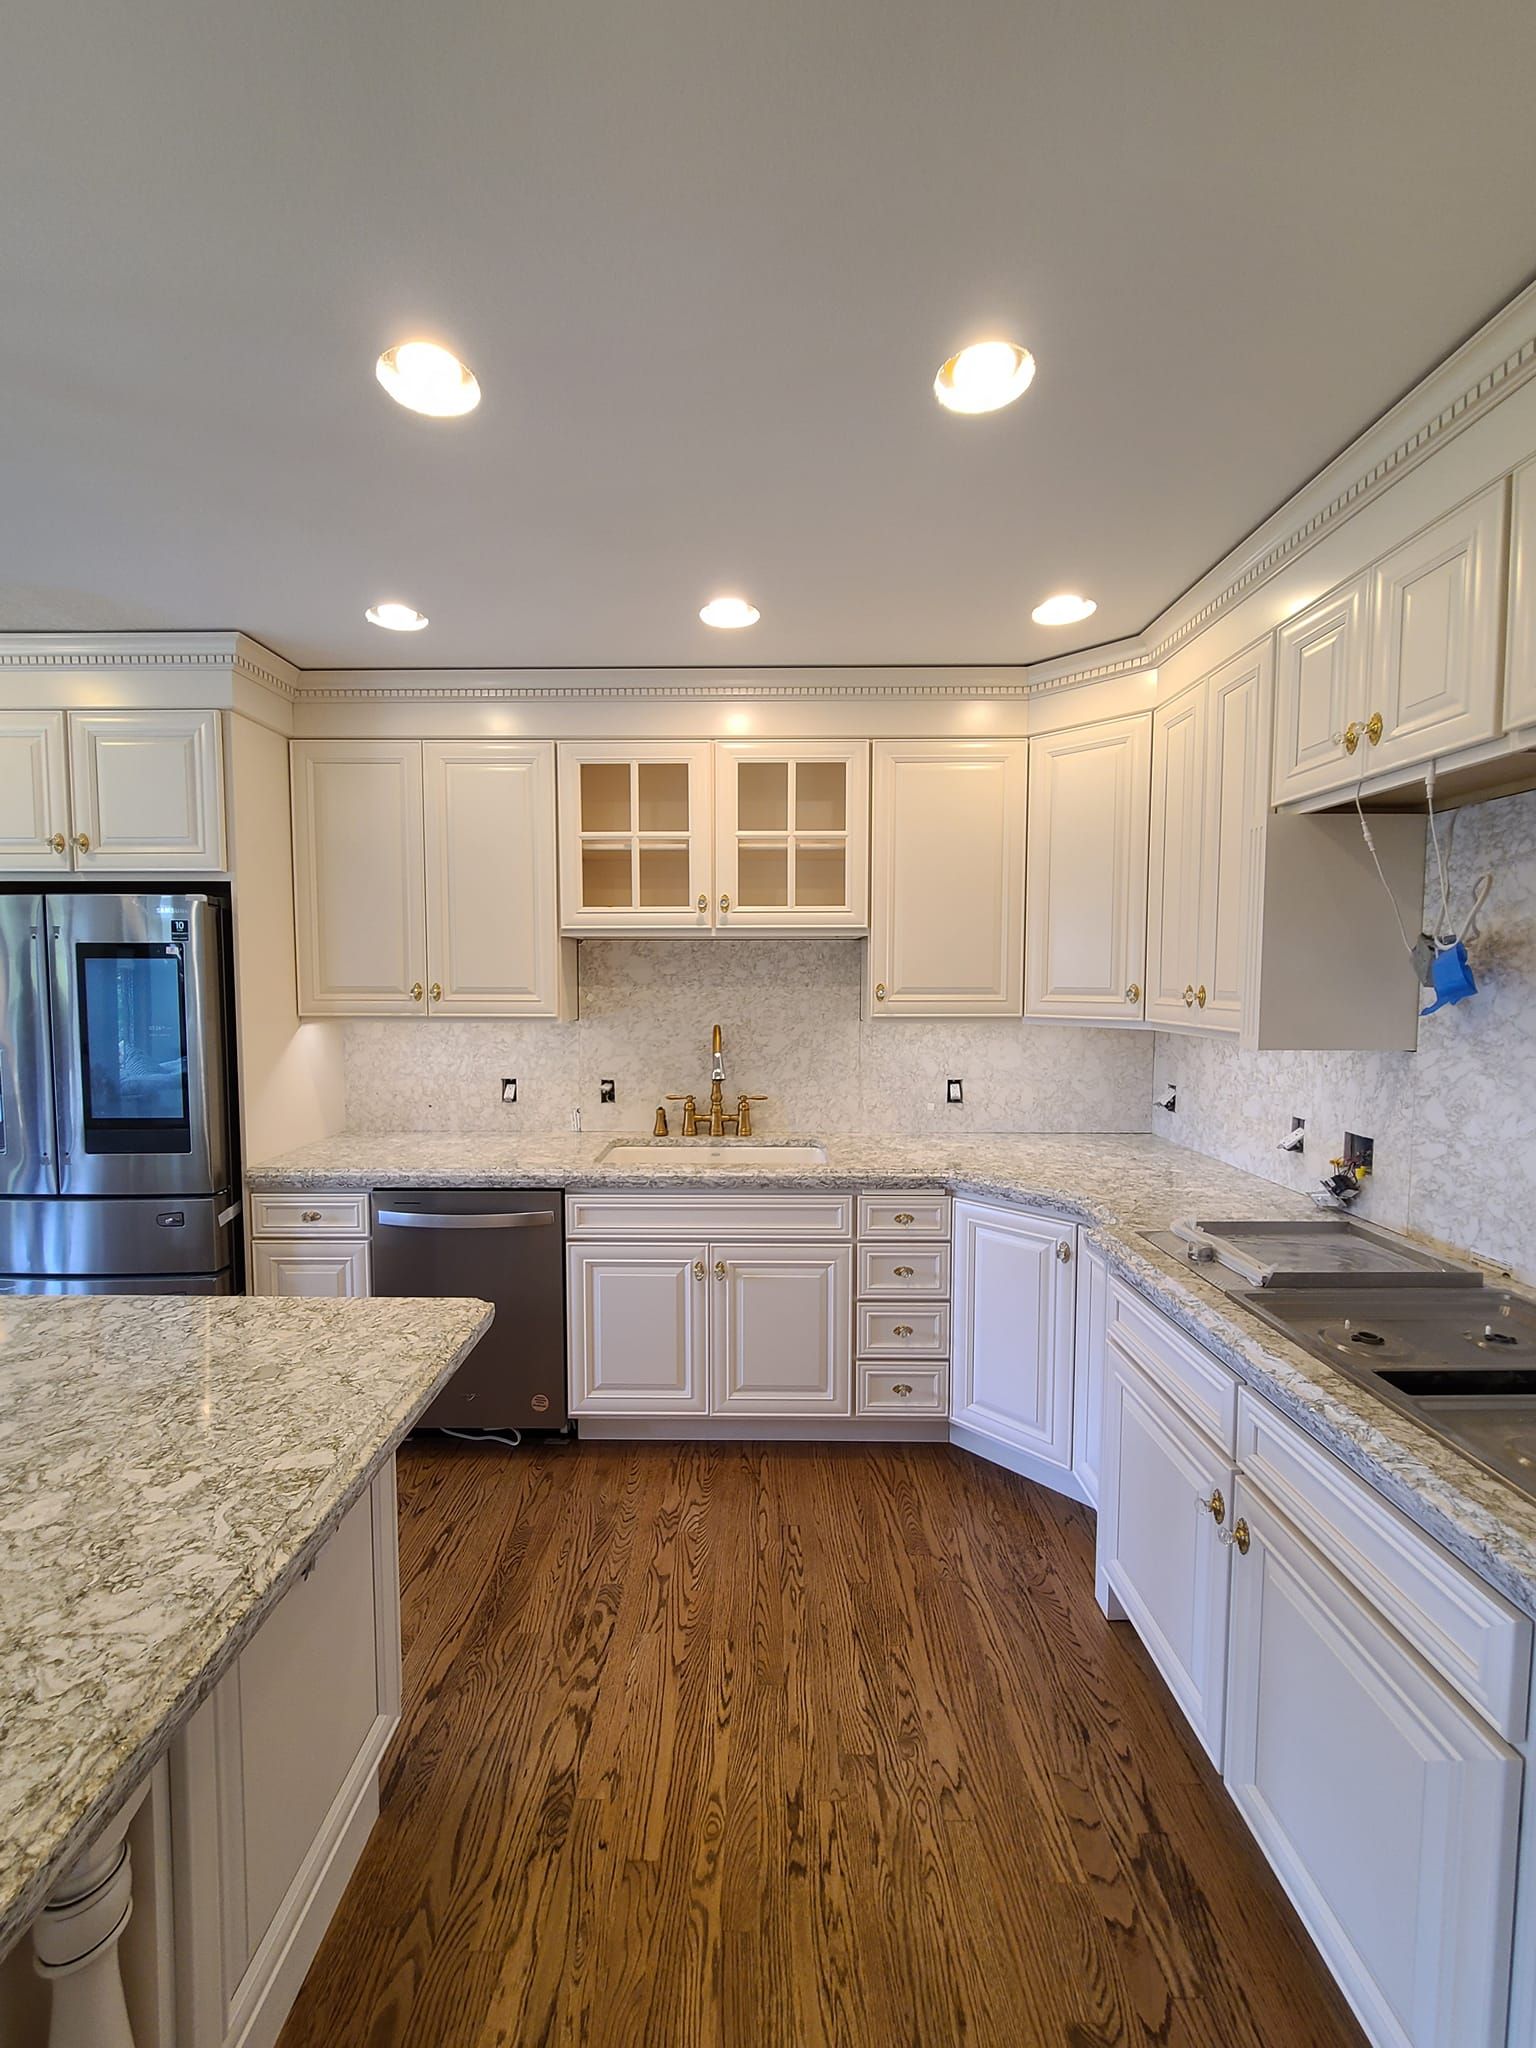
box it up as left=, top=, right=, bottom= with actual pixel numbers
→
left=556, top=740, right=713, bottom=932
left=714, top=740, right=869, bottom=931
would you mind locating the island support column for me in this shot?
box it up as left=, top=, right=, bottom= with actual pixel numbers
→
left=32, top=1786, right=145, bottom=2048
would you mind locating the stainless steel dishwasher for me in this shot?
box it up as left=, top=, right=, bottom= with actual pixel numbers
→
left=370, top=1188, right=567, bottom=1432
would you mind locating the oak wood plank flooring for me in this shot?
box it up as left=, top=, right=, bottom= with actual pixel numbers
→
left=276, top=1440, right=1365, bottom=2048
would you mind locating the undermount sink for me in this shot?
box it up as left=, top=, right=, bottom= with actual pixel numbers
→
left=600, top=1140, right=829, bottom=1168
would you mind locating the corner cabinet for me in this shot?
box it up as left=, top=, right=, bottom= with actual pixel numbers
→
left=950, top=1200, right=1076, bottom=1483
left=291, top=739, right=570, bottom=1019
left=0, top=707, right=225, bottom=874
left=556, top=741, right=713, bottom=931
left=867, top=739, right=1028, bottom=1017
left=713, top=741, right=869, bottom=931
left=1024, top=713, right=1150, bottom=1023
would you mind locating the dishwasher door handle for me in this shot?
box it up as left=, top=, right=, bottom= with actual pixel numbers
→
left=374, top=1209, right=558, bottom=1231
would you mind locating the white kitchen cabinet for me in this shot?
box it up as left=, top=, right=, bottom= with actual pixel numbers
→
left=950, top=1201, right=1075, bottom=1477
left=557, top=740, right=712, bottom=931
left=68, top=708, right=226, bottom=872
left=567, top=1242, right=711, bottom=1413
left=1070, top=1239, right=1110, bottom=1507
left=172, top=1467, right=400, bottom=2048
left=291, top=739, right=427, bottom=1016
left=710, top=1241, right=852, bottom=1415
left=1506, top=456, right=1536, bottom=733
left=1144, top=681, right=1206, bottom=1027
left=1024, top=713, right=1150, bottom=1023
left=250, top=1239, right=370, bottom=1298
left=422, top=740, right=570, bottom=1016
left=0, top=711, right=70, bottom=871
left=1224, top=1478, right=1521, bottom=2048
left=714, top=741, right=869, bottom=931
left=1272, top=577, right=1370, bottom=804
left=1098, top=1335, right=1233, bottom=1763
left=868, top=739, right=1028, bottom=1017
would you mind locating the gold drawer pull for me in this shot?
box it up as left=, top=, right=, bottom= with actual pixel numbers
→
left=1056, top=1239, right=1072, bottom=1263
left=301, top=1209, right=322, bottom=1223
left=1183, top=983, right=1195, bottom=1007
left=1221, top=1518, right=1251, bottom=1556
left=893, top=1265, right=915, bottom=1277
left=892, top=1323, right=914, bottom=1338
left=891, top=1382, right=913, bottom=1398
left=1364, top=711, right=1383, bottom=747
left=719, top=893, right=731, bottom=912
left=410, top=982, right=424, bottom=1002
left=1200, top=1487, right=1226, bottom=1526
left=1341, top=720, right=1362, bottom=756
left=697, top=894, right=708, bottom=913
left=893, top=1212, right=914, bottom=1226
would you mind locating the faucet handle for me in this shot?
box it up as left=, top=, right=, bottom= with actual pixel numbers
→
left=734, top=1092, right=767, bottom=1138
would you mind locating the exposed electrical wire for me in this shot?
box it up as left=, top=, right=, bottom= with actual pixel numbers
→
left=1352, top=777, right=1418, bottom=960
left=438, top=1426, right=523, bottom=1449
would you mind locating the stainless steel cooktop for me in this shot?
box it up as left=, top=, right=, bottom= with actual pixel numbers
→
left=1155, top=1216, right=1478, bottom=1288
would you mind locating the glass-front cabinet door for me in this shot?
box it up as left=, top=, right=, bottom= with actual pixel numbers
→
left=715, top=742, right=869, bottom=931
left=557, top=743, right=712, bottom=931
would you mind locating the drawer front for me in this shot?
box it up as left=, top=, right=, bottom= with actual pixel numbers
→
left=858, top=1364, right=948, bottom=1415
left=1237, top=1390, right=1531, bottom=1740
left=858, top=1191, right=951, bottom=1239
left=1107, top=1280, right=1237, bottom=1455
left=250, top=1191, right=369, bottom=1237
left=567, top=1191, right=853, bottom=1239
left=858, top=1243, right=950, bottom=1299
left=858, top=1303, right=950, bottom=1359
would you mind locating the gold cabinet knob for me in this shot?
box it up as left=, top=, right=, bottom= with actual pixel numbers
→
left=1196, top=985, right=1207, bottom=1009
left=430, top=982, right=443, bottom=1002
left=1341, top=720, right=1362, bottom=755
left=301, top=1209, right=322, bottom=1223
left=893, top=1212, right=914, bottom=1225
left=410, top=982, right=424, bottom=1002
left=714, top=1259, right=727, bottom=1279
left=719, top=893, right=731, bottom=913
left=693, top=1259, right=706, bottom=1280
left=1183, top=983, right=1195, bottom=1007
left=48, top=832, right=67, bottom=854
left=1365, top=711, right=1384, bottom=747
left=1222, top=1517, right=1252, bottom=1556
left=891, top=1383, right=913, bottom=1398
left=893, top=1265, right=915, bottom=1277
left=1125, top=983, right=1141, bottom=1005
left=697, top=894, right=708, bottom=913
left=874, top=982, right=886, bottom=1002
left=1056, top=1239, right=1072, bottom=1263
left=892, top=1323, right=914, bottom=1338
left=73, top=832, right=91, bottom=854
left=1201, top=1487, right=1226, bottom=1526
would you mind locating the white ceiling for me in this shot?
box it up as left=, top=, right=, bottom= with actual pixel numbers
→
left=3, top=0, right=1536, bottom=673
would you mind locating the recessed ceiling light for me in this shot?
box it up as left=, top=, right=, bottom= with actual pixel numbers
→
left=375, top=341, right=481, bottom=417
left=933, top=340, right=1036, bottom=415
left=1031, top=593, right=1097, bottom=627
left=699, top=596, right=761, bottom=629
left=365, top=602, right=429, bottom=632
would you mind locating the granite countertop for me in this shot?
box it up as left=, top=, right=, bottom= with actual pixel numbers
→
left=0, top=1293, right=493, bottom=1956
left=248, top=1129, right=1536, bottom=1622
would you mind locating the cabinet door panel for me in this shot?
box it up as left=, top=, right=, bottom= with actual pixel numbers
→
left=1272, top=578, right=1367, bottom=804
left=423, top=741, right=564, bottom=1016
left=715, top=742, right=869, bottom=931
left=557, top=742, right=712, bottom=931
left=0, top=712, right=70, bottom=871
left=1366, top=483, right=1507, bottom=774
left=291, top=740, right=426, bottom=1016
left=1144, top=686, right=1205, bottom=1027
left=1025, top=714, right=1150, bottom=1022
left=711, top=1242, right=851, bottom=1415
left=567, top=1243, right=709, bottom=1412
left=1505, top=457, right=1536, bottom=733
left=951, top=1201, right=1074, bottom=1468
left=1198, top=644, right=1268, bottom=1033
left=1099, top=1340, right=1231, bottom=1761
left=1225, top=1483, right=1520, bottom=2048
left=251, top=1240, right=370, bottom=1297
left=69, top=709, right=225, bottom=871
left=868, top=741, right=1027, bottom=1016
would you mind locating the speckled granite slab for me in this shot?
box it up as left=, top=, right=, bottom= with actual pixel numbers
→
left=249, top=1130, right=1536, bottom=1621
left=0, top=1294, right=492, bottom=1955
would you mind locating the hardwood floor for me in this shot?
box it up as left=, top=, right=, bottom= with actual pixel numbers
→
left=277, top=1440, right=1365, bottom=2048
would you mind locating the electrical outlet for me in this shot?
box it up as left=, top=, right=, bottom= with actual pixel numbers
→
left=946, top=1078, right=963, bottom=1105
left=501, top=1078, right=517, bottom=1104
left=599, top=1079, right=616, bottom=1104
left=1343, top=1131, right=1374, bottom=1176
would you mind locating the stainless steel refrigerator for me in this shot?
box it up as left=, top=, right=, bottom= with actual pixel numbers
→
left=0, top=893, right=237, bottom=1293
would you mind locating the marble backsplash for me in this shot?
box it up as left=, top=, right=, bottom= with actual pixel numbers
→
left=1155, top=787, right=1536, bottom=1283
left=344, top=939, right=1155, bottom=1140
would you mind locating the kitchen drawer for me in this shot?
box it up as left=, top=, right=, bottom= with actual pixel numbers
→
left=858, top=1242, right=950, bottom=1299
left=566, top=1190, right=853, bottom=1240
left=857, top=1302, right=950, bottom=1359
left=858, top=1364, right=948, bottom=1415
left=250, top=1191, right=369, bottom=1238
left=857, top=1191, right=950, bottom=1239
left=1237, top=1390, right=1531, bottom=1740
left=1107, top=1279, right=1237, bottom=1455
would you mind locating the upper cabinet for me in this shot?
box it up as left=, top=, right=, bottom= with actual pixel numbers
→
left=292, top=738, right=570, bottom=1019
left=1145, top=680, right=1212, bottom=1028
left=1024, top=713, right=1150, bottom=1024
left=1271, top=482, right=1509, bottom=805
left=557, top=741, right=712, bottom=932
left=868, top=739, right=1028, bottom=1018
left=0, top=708, right=225, bottom=874
left=714, top=742, right=868, bottom=931
left=1506, top=455, right=1536, bottom=734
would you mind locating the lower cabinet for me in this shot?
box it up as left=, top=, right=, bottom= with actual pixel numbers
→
left=1070, top=1241, right=1110, bottom=1505
left=250, top=1237, right=370, bottom=1298
left=1224, top=1479, right=1521, bottom=2048
left=950, top=1200, right=1076, bottom=1478
left=568, top=1238, right=851, bottom=1418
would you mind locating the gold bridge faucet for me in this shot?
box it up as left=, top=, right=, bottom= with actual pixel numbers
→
left=665, top=1023, right=766, bottom=1138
